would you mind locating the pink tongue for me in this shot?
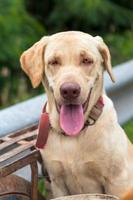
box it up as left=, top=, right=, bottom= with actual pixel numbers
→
left=60, top=105, right=84, bottom=136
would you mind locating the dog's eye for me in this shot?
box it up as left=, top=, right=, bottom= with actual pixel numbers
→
left=48, top=59, right=60, bottom=66
left=81, top=58, right=94, bottom=65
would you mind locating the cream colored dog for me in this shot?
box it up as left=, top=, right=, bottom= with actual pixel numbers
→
left=20, top=31, right=133, bottom=199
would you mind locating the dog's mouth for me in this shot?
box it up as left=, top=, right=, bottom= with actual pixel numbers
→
left=55, top=89, right=92, bottom=136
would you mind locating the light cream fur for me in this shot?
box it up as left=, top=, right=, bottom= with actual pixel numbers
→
left=20, top=31, right=133, bottom=199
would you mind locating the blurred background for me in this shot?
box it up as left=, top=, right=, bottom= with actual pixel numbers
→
left=0, top=0, right=132, bottom=138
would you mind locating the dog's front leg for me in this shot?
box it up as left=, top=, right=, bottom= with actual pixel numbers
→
left=51, top=178, right=70, bottom=198
left=41, top=157, right=69, bottom=198
left=104, top=169, right=132, bottom=198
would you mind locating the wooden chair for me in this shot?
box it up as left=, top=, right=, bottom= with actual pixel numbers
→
left=0, top=125, right=43, bottom=200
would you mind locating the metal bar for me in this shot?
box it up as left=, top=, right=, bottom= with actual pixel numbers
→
left=0, top=95, right=46, bottom=137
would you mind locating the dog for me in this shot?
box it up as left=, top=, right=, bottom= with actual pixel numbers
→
left=20, top=31, right=133, bottom=198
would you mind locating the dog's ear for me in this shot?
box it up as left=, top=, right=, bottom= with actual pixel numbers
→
left=95, top=36, right=115, bottom=82
left=20, top=37, right=49, bottom=88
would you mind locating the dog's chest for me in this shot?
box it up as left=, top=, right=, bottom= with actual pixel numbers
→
left=41, top=131, right=107, bottom=194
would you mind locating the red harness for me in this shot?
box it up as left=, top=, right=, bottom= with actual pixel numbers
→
left=36, top=96, right=104, bottom=149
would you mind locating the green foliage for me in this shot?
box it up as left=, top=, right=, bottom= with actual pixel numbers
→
left=0, top=0, right=45, bottom=107
left=38, top=178, right=48, bottom=197
left=111, top=0, right=133, bottom=10
left=44, top=0, right=133, bottom=33
left=0, top=0, right=45, bottom=69
left=105, top=31, right=133, bottom=65
left=35, top=0, right=133, bottom=66
left=123, top=120, right=133, bottom=143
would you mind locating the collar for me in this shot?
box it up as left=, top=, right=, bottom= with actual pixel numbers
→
left=36, top=96, right=104, bottom=149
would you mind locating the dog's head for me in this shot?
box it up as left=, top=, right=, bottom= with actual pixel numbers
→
left=20, top=31, right=115, bottom=136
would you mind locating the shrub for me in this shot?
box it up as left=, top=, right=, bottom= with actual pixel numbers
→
left=0, top=0, right=45, bottom=107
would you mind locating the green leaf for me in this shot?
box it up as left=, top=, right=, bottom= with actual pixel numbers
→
left=38, top=178, right=48, bottom=197
left=123, top=120, right=133, bottom=143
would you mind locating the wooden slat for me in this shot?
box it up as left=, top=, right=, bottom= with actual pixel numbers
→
left=0, top=140, right=36, bottom=162
left=0, top=150, right=40, bottom=177
left=0, top=131, right=37, bottom=151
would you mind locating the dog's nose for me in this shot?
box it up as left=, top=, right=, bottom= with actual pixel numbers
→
left=60, top=82, right=81, bottom=99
